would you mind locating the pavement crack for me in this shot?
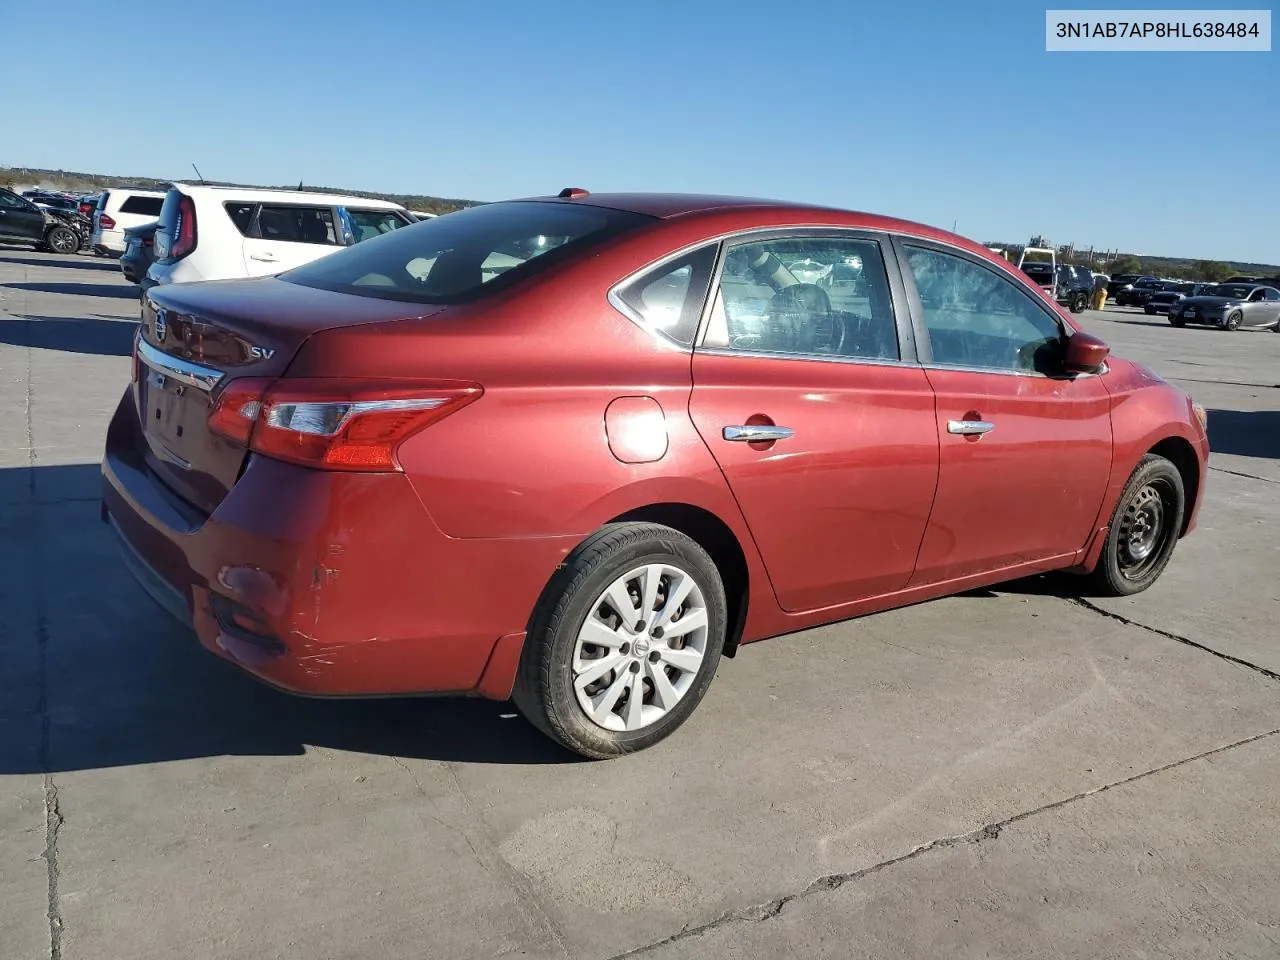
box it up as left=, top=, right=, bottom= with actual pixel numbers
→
left=1069, top=597, right=1280, bottom=682
left=605, top=730, right=1280, bottom=960
left=1209, top=466, right=1278, bottom=485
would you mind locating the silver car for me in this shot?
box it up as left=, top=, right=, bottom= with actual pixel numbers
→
left=1171, top=284, right=1280, bottom=331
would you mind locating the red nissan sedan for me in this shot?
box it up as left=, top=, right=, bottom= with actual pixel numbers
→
left=102, top=191, right=1209, bottom=758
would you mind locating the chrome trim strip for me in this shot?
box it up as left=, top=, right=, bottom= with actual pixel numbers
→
left=137, top=339, right=223, bottom=392
left=696, top=346, right=911, bottom=369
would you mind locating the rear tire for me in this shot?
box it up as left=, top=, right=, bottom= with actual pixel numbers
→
left=1169, top=315, right=1185, bottom=327
left=1071, top=293, right=1087, bottom=313
left=1085, top=454, right=1185, bottom=597
left=513, top=523, right=726, bottom=759
left=1144, top=305, right=1155, bottom=315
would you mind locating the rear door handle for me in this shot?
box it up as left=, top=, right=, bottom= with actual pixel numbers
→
left=249, top=252, right=278, bottom=262
left=723, top=424, right=795, bottom=442
left=947, top=419, right=995, bottom=436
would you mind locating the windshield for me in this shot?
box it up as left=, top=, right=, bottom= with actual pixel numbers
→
left=283, top=201, right=652, bottom=304
left=1205, top=284, right=1252, bottom=299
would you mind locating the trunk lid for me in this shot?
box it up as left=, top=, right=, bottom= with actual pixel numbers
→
left=136, top=277, right=441, bottom=514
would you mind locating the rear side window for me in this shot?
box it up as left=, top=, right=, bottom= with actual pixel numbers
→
left=283, top=201, right=652, bottom=304
left=616, top=246, right=718, bottom=345
left=257, top=206, right=338, bottom=245
left=224, top=203, right=257, bottom=235
left=119, top=195, right=164, bottom=216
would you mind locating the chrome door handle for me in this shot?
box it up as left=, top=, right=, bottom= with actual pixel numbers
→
left=249, top=253, right=278, bottom=262
left=723, top=424, right=795, bottom=442
left=947, top=419, right=995, bottom=436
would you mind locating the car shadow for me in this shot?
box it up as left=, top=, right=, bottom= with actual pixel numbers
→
left=1, top=463, right=579, bottom=774
left=0, top=253, right=121, bottom=272
left=1206, top=409, right=1280, bottom=460
left=0, top=315, right=136, bottom=356
left=3, top=280, right=136, bottom=299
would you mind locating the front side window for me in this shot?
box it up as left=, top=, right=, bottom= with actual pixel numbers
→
left=0, top=191, right=26, bottom=209
left=615, top=246, right=717, bottom=345
left=701, top=236, right=899, bottom=360
left=346, top=208, right=409, bottom=243
left=904, top=246, right=1064, bottom=374
left=257, top=206, right=337, bottom=245
left=283, top=201, right=652, bottom=304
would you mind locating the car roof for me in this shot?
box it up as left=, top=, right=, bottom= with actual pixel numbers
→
left=521, top=192, right=999, bottom=259
left=173, top=182, right=405, bottom=209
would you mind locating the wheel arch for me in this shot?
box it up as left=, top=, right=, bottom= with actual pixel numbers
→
left=1147, top=435, right=1200, bottom=536
left=606, top=503, right=750, bottom=658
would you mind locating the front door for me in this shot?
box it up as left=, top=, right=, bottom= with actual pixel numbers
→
left=896, top=241, right=1113, bottom=584
left=689, top=233, right=939, bottom=613
left=0, top=191, right=46, bottom=244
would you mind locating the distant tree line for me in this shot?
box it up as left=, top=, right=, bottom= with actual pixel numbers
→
left=991, top=241, right=1276, bottom=282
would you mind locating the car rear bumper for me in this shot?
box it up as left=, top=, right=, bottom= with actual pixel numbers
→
left=101, top=388, right=576, bottom=699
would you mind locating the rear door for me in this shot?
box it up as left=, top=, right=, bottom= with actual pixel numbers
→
left=895, top=240, right=1112, bottom=584
left=688, top=231, right=939, bottom=612
left=0, top=190, right=45, bottom=242
left=242, top=204, right=342, bottom=275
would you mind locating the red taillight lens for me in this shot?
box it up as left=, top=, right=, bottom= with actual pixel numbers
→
left=207, top=379, right=481, bottom=472
left=142, top=237, right=153, bottom=247
left=208, top=378, right=274, bottom=445
left=171, top=195, right=197, bottom=259
left=99, top=214, right=116, bottom=229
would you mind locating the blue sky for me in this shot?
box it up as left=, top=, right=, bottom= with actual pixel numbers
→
left=3, top=0, right=1276, bottom=263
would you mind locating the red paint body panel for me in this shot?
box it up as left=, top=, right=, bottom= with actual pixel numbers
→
left=689, top=353, right=939, bottom=610
left=911, top=368, right=1113, bottom=584
left=100, top=194, right=1210, bottom=702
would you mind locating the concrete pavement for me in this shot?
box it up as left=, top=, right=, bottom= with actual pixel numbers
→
left=1, top=249, right=1277, bottom=959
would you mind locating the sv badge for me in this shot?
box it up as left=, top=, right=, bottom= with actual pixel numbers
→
left=248, top=346, right=276, bottom=361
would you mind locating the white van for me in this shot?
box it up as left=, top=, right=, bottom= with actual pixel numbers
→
left=145, top=184, right=414, bottom=289
left=91, top=188, right=167, bottom=256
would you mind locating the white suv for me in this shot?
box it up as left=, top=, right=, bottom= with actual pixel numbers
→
left=91, top=188, right=167, bottom=256
left=145, top=184, right=415, bottom=289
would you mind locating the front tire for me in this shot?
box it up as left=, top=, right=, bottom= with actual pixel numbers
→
left=513, top=523, right=727, bottom=759
left=1169, top=314, right=1185, bottom=327
left=1224, top=311, right=1242, bottom=331
left=1086, top=454, right=1185, bottom=597
left=45, top=226, right=80, bottom=255
left=1071, top=293, right=1087, bottom=313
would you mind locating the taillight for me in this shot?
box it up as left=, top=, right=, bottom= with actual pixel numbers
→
left=99, top=214, right=116, bottom=229
left=171, top=195, right=197, bottom=259
left=208, top=379, right=482, bottom=472
left=142, top=237, right=153, bottom=248
left=208, top=378, right=274, bottom=444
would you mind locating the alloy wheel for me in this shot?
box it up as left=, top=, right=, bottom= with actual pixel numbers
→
left=572, top=562, right=708, bottom=732
left=49, top=228, right=78, bottom=254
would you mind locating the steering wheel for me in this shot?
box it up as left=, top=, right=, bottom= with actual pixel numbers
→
left=766, top=284, right=842, bottom=354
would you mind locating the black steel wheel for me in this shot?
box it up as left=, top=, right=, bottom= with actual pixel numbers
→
left=1087, top=454, right=1185, bottom=596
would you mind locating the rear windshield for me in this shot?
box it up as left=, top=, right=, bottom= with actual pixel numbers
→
left=282, top=201, right=653, bottom=304
left=119, top=195, right=164, bottom=216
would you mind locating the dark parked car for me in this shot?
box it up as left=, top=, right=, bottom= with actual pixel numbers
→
left=1107, top=274, right=1150, bottom=299
left=102, top=191, right=1209, bottom=758
left=120, top=220, right=159, bottom=284
left=1170, top=284, right=1280, bottom=330
left=0, top=188, right=87, bottom=254
left=1019, top=262, right=1093, bottom=312
left=1144, top=282, right=1212, bottom=316
left=1114, top=278, right=1172, bottom=307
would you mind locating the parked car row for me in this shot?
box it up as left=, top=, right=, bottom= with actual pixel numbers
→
left=0, top=187, right=91, bottom=253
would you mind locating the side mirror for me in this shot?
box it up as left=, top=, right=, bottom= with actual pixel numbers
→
left=1064, top=331, right=1110, bottom=374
